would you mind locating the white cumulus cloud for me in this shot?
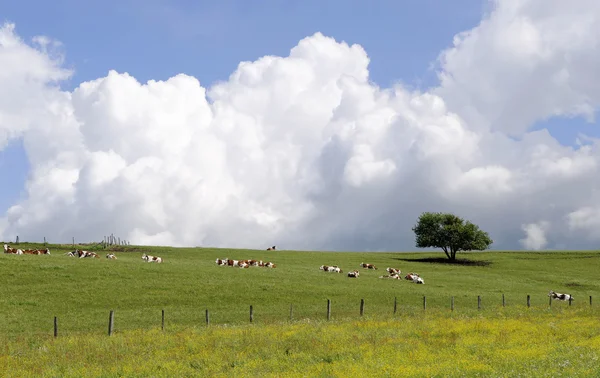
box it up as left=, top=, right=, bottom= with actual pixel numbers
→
left=1, top=1, right=600, bottom=251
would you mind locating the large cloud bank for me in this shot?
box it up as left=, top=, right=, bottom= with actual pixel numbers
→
left=2, top=0, right=600, bottom=251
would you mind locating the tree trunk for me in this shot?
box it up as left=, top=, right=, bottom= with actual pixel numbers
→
left=442, top=246, right=451, bottom=259
left=450, top=248, right=457, bottom=260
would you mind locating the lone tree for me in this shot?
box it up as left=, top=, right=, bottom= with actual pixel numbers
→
left=412, top=212, right=493, bottom=260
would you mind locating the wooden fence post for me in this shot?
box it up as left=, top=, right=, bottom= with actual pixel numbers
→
left=527, top=295, right=531, bottom=308
left=289, top=304, right=293, bottom=321
left=54, top=316, right=58, bottom=338
left=569, top=297, right=572, bottom=306
left=108, top=310, right=114, bottom=336
left=250, top=305, right=254, bottom=322
left=360, top=299, right=365, bottom=316
left=327, top=299, right=331, bottom=321
left=205, top=309, right=210, bottom=326
left=161, top=309, right=165, bottom=331
left=423, top=296, right=426, bottom=310
left=502, top=293, right=505, bottom=307
left=590, top=296, right=593, bottom=307
left=393, top=297, right=397, bottom=314
left=72, top=237, right=75, bottom=247
left=478, top=296, right=481, bottom=310
left=15, top=236, right=19, bottom=244
left=451, top=296, right=454, bottom=311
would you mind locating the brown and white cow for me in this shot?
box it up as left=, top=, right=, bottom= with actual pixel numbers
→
left=266, top=246, right=276, bottom=251
left=386, top=267, right=401, bottom=275
left=142, top=253, right=162, bottom=263
left=347, top=270, right=360, bottom=278
left=106, top=253, right=117, bottom=259
left=548, top=290, right=573, bottom=302
left=319, top=265, right=342, bottom=273
left=3, top=244, right=23, bottom=255
left=215, top=258, right=228, bottom=266
left=379, top=274, right=401, bottom=279
left=264, top=261, right=276, bottom=268
left=405, top=273, right=424, bottom=284
left=360, top=263, right=377, bottom=270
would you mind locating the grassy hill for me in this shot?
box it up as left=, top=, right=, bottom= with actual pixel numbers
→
left=2, top=242, right=600, bottom=376
left=1, top=242, right=598, bottom=336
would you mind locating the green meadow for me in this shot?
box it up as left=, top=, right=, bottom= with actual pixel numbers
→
left=1, top=242, right=599, bottom=376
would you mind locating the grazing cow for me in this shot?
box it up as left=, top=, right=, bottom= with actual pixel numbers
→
left=106, top=253, right=117, bottom=259
left=386, top=267, right=401, bottom=275
left=379, top=274, right=401, bottom=280
left=266, top=246, right=276, bottom=251
left=142, top=253, right=162, bottom=263
left=360, top=263, right=377, bottom=270
left=548, top=290, right=573, bottom=302
left=347, top=270, right=360, bottom=278
left=264, top=261, right=276, bottom=268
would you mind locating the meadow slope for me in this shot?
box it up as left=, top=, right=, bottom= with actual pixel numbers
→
left=1, top=242, right=598, bottom=336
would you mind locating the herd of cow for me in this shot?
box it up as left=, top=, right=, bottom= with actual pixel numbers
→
left=5, top=243, right=577, bottom=300
left=320, top=263, right=425, bottom=283
left=4, top=244, right=50, bottom=255
left=215, top=258, right=276, bottom=268
left=4, top=244, right=163, bottom=263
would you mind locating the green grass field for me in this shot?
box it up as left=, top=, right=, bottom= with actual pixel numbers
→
left=1, top=242, right=599, bottom=376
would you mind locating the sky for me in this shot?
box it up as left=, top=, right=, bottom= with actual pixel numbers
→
left=1, top=0, right=600, bottom=251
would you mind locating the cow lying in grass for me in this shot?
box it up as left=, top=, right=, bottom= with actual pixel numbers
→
left=142, top=253, right=162, bottom=263
left=360, top=263, right=377, bottom=270
left=548, top=290, right=573, bottom=302
left=319, top=265, right=342, bottom=273
left=67, top=250, right=99, bottom=258
left=347, top=270, right=360, bottom=278
left=216, top=258, right=276, bottom=268
left=405, top=273, right=424, bottom=284
left=379, top=274, right=401, bottom=279
left=4, top=244, right=23, bottom=255
left=386, top=267, right=401, bottom=275
left=106, top=253, right=117, bottom=259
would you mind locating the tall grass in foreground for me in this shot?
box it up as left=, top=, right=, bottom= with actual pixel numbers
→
left=1, top=309, right=599, bottom=377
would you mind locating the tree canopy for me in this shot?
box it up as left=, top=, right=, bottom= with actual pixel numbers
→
left=411, top=212, right=493, bottom=260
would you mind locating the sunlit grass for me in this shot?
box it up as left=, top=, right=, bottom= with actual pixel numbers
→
left=1, top=309, right=599, bottom=377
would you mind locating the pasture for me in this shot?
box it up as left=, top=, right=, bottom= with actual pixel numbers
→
left=1, top=243, right=599, bottom=376
left=1, top=243, right=599, bottom=335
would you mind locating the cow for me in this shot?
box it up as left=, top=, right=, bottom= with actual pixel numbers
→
left=68, top=249, right=98, bottom=258
left=404, top=272, right=424, bottom=284
left=266, top=246, right=276, bottom=251
left=360, top=263, right=377, bottom=270
left=347, top=270, right=360, bottom=278
left=319, top=265, right=342, bottom=273
left=379, top=274, right=401, bottom=279
left=215, top=258, right=228, bottom=266
left=142, top=253, right=162, bottom=263
left=264, top=261, right=276, bottom=268
left=106, top=253, right=117, bottom=259
left=34, top=248, right=50, bottom=255
left=548, top=290, right=573, bottom=302
left=3, top=244, right=23, bottom=254
left=386, top=267, right=401, bottom=275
